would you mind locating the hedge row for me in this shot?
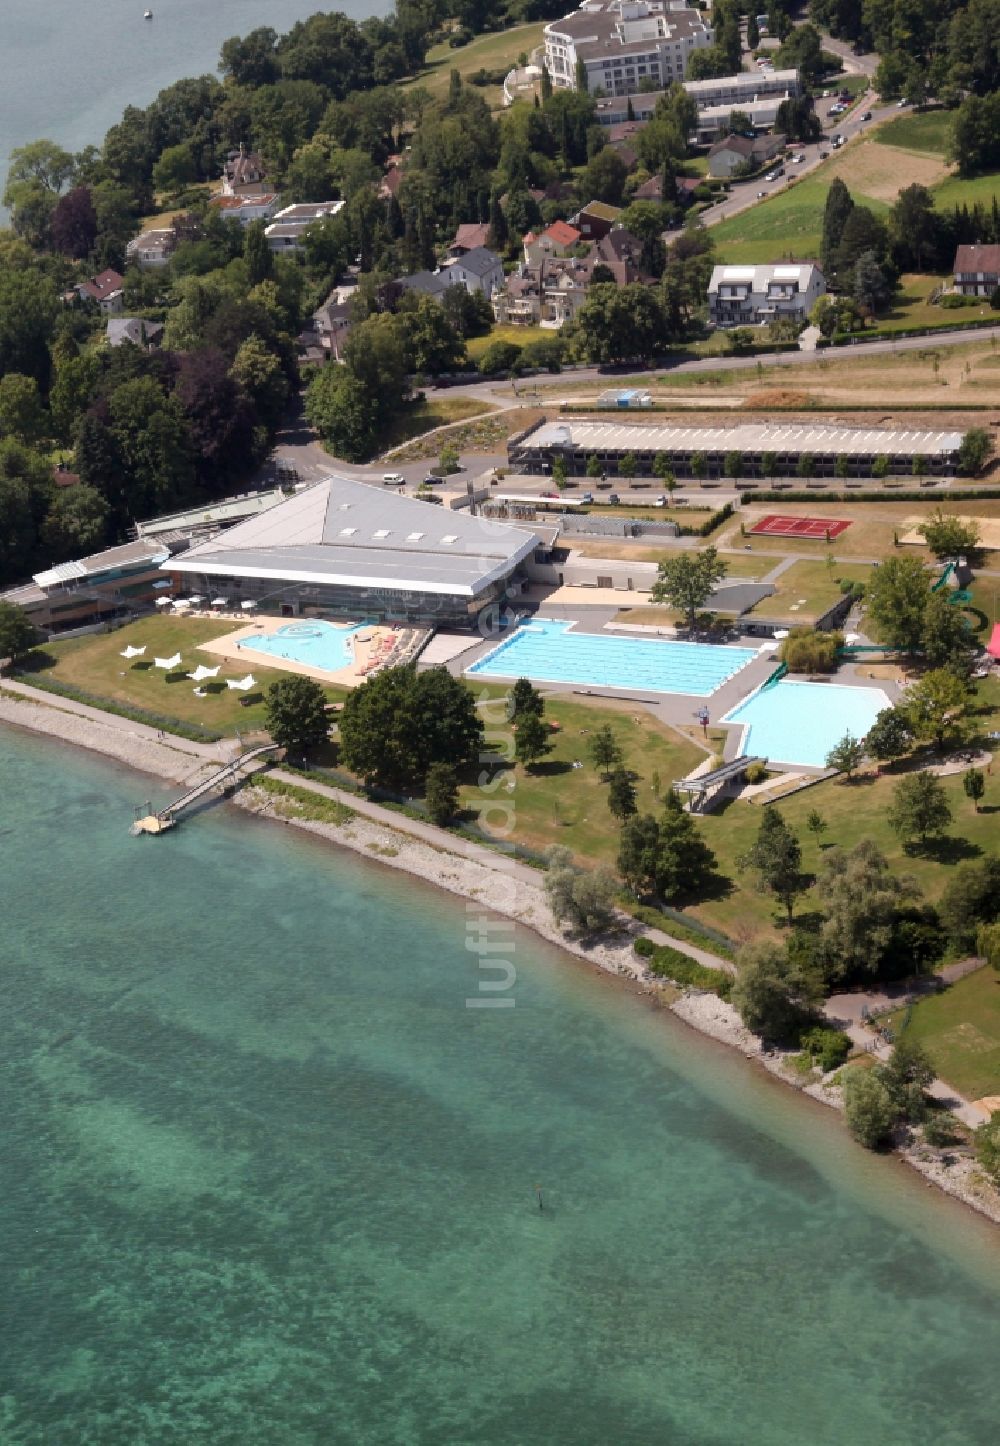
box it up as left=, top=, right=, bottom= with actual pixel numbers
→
left=827, top=316, right=1000, bottom=345
left=739, top=487, right=1000, bottom=505
left=639, top=941, right=733, bottom=998
left=11, top=671, right=224, bottom=742
left=676, top=501, right=734, bottom=537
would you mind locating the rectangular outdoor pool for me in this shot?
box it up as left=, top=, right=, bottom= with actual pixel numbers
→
left=236, top=619, right=370, bottom=673
left=467, top=619, right=757, bottom=697
left=723, top=679, right=892, bottom=768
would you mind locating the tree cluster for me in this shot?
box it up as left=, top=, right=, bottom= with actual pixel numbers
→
left=338, top=664, right=484, bottom=793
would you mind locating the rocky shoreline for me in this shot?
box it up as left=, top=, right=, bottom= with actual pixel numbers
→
left=2, top=685, right=998, bottom=1227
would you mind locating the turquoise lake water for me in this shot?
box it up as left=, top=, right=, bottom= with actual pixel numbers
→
left=0, top=0, right=390, bottom=190
left=469, top=619, right=757, bottom=697
left=3, top=724, right=1000, bottom=1443
left=724, top=679, right=892, bottom=767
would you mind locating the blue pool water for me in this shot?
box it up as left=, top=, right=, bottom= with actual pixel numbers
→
left=237, top=619, right=369, bottom=673
left=468, top=618, right=757, bottom=697
left=724, top=680, right=892, bottom=767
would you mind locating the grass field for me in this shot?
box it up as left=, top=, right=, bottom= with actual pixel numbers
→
left=931, top=170, right=1000, bottom=210
left=873, top=110, right=954, bottom=156
left=745, top=559, right=873, bottom=623
left=405, top=22, right=547, bottom=106
left=458, top=697, right=704, bottom=866
left=467, top=325, right=548, bottom=360
left=710, top=170, right=889, bottom=264
left=729, top=499, right=1000, bottom=561
left=885, top=967, right=1000, bottom=1100
left=684, top=675, right=1000, bottom=938
left=23, top=617, right=347, bottom=735
left=381, top=396, right=495, bottom=451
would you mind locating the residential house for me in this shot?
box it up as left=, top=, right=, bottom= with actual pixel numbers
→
left=523, top=220, right=581, bottom=266
left=448, top=222, right=491, bottom=257
left=588, top=228, right=654, bottom=285
left=544, top=1, right=713, bottom=97
left=53, top=463, right=80, bottom=489
left=438, top=246, right=504, bottom=298
left=631, top=173, right=701, bottom=207
left=126, top=226, right=178, bottom=270
left=75, top=268, right=125, bottom=313
left=378, top=156, right=405, bottom=200
left=953, top=244, right=1000, bottom=297
left=306, top=296, right=354, bottom=362
left=707, top=133, right=784, bottom=179
left=211, top=192, right=282, bottom=227
left=573, top=201, right=622, bottom=241
left=693, top=97, right=790, bottom=143
left=106, top=317, right=164, bottom=348
left=493, top=257, right=590, bottom=328
left=708, top=262, right=825, bottom=327
left=264, top=200, right=345, bottom=253
left=222, top=145, right=269, bottom=197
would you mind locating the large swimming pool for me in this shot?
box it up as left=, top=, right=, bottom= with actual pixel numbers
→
left=467, top=619, right=757, bottom=697
left=236, top=620, right=369, bottom=673
left=724, top=679, right=892, bottom=768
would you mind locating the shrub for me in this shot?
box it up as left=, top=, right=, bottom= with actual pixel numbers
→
left=646, top=944, right=732, bottom=997
left=779, top=628, right=843, bottom=673
left=923, top=1112, right=960, bottom=1148
left=478, top=340, right=523, bottom=376
left=634, top=936, right=657, bottom=958
left=843, top=1066, right=900, bottom=1148
left=744, top=761, right=768, bottom=784
left=799, top=1026, right=851, bottom=1072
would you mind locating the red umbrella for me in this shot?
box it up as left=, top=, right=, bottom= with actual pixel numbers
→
left=987, top=623, right=1000, bottom=660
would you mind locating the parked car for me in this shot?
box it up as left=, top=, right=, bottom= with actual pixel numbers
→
left=422, top=473, right=441, bottom=485
left=897, top=96, right=908, bottom=107
left=382, top=472, right=404, bottom=485
left=580, top=491, right=594, bottom=503
left=791, top=153, right=805, bottom=164
left=860, top=111, right=872, bottom=121
left=540, top=490, right=559, bottom=499
left=655, top=495, right=668, bottom=507
left=832, top=134, right=844, bottom=148
left=607, top=492, right=621, bottom=505
left=764, top=169, right=780, bottom=182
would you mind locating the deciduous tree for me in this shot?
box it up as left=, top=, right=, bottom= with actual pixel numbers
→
left=264, top=675, right=330, bottom=757
left=737, top=808, right=805, bottom=923
left=650, top=546, right=727, bottom=628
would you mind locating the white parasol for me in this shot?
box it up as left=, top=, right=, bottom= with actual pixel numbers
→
left=211, top=597, right=228, bottom=607
left=240, top=599, right=257, bottom=611
left=155, top=597, right=172, bottom=608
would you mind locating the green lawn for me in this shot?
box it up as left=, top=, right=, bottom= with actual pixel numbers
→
left=885, top=967, right=1000, bottom=1100
left=710, top=175, right=888, bottom=265
left=746, top=559, right=873, bottom=624
left=405, top=22, right=548, bottom=105
left=381, top=396, right=496, bottom=450
left=931, top=170, right=1000, bottom=210
left=459, top=698, right=705, bottom=866
left=467, top=324, right=549, bottom=360
left=873, top=110, right=954, bottom=156
left=688, top=677, right=1000, bottom=938
left=21, top=617, right=347, bottom=736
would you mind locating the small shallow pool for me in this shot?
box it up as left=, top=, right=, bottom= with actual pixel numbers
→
left=236, top=620, right=369, bottom=673
left=467, top=619, right=757, bottom=697
left=723, top=679, right=892, bottom=768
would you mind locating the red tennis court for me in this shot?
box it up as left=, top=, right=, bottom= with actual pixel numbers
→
left=748, top=514, right=852, bottom=540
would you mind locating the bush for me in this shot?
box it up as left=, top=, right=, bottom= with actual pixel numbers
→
left=676, top=502, right=734, bottom=538
left=634, top=935, right=657, bottom=957
left=940, top=293, right=978, bottom=309
left=779, top=628, right=843, bottom=673
left=744, top=761, right=768, bottom=784
left=646, top=944, right=732, bottom=998
left=518, top=336, right=564, bottom=372
left=478, top=340, right=523, bottom=376
left=843, top=1065, right=900, bottom=1148
left=799, top=1026, right=851, bottom=1072
left=923, top=1112, right=960, bottom=1148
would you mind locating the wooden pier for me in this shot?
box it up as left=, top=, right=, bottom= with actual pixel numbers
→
left=132, top=744, right=279, bottom=835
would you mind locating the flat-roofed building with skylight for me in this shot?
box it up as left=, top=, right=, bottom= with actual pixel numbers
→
left=508, top=419, right=965, bottom=480
left=164, top=475, right=543, bottom=627
left=708, top=263, right=826, bottom=326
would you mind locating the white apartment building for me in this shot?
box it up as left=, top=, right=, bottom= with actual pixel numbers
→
left=708, top=263, right=826, bottom=327
left=683, top=68, right=800, bottom=110
left=264, top=201, right=345, bottom=253
left=544, top=0, right=713, bottom=97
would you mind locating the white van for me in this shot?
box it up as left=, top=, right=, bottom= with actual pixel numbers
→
left=382, top=472, right=404, bottom=486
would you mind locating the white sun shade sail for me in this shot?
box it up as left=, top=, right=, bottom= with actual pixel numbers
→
left=153, top=653, right=182, bottom=670
left=120, top=645, right=146, bottom=659
left=187, top=664, right=220, bottom=683
left=226, top=674, right=257, bottom=691
left=240, top=599, right=257, bottom=610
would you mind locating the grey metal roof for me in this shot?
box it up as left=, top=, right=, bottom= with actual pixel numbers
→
left=446, top=246, right=502, bottom=277
left=169, top=475, right=540, bottom=597
left=33, top=537, right=168, bottom=589
left=523, top=420, right=964, bottom=457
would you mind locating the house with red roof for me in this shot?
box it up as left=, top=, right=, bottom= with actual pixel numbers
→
left=75, top=268, right=125, bottom=314
left=523, top=219, right=581, bottom=266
